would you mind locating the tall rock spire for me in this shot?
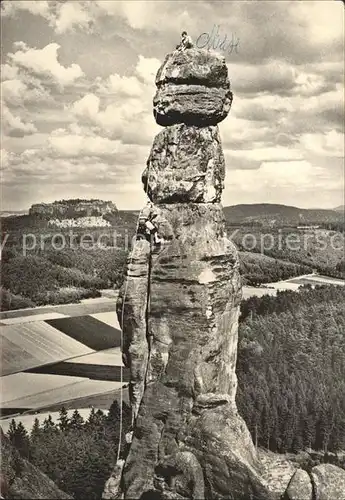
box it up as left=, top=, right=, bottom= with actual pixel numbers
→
left=105, top=47, right=273, bottom=500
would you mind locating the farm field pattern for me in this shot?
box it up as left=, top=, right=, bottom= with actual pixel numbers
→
left=0, top=298, right=127, bottom=420
left=1, top=275, right=343, bottom=422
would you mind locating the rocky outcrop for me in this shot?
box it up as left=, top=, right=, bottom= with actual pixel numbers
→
left=153, top=48, right=232, bottom=126
left=104, top=45, right=345, bottom=500
left=106, top=48, right=272, bottom=500
left=103, top=460, right=125, bottom=500
left=116, top=238, right=151, bottom=424
left=142, top=124, right=225, bottom=204
left=281, top=463, right=345, bottom=500
left=0, top=428, right=71, bottom=499
left=107, top=45, right=345, bottom=500
left=155, top=49, right=230, bottom=88
left=284, top=469, right=313, bottom=500
left=311, top=464, right=345, bottom=500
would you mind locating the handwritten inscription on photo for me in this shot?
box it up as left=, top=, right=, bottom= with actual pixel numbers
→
left=196, top=24, right=240, bottom=55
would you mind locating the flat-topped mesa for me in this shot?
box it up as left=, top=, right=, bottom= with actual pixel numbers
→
left=153, top=48, right=233, bottom=126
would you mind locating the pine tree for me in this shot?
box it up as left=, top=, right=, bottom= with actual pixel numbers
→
left=7, top=419, right=17, bottom=441
left=70, top=410, right=85, bottom=431
left=30, top=417, right=42, bottom=442
left=42, top=414, right=57, bottom=434
left=8, top=420, right=30, bottom=458
left=58, top=406, right=70, bottom=432
left=107, top=401, right=120, bottom=424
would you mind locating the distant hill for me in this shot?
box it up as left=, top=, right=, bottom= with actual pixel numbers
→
left=223, top=203, right=344, bottom=225
left=2, top=201, right=343, bottom=230
left=1, top=209, right=28, bottom=217
left=334, top=205, right=345, bottom=213
left=1, top=208, right=140, bottom=232
left=29, top=198, right=118, bottom=219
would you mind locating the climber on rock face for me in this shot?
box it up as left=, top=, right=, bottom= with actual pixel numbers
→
left=138, top=211, right=163, bottom=246
left=145, top=218, right=163, bottom=246
left=176, top=31, right=194, bottom=51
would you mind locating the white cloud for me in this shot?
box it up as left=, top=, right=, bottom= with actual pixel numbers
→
left=259, top=161, right=317, bottom=188
left=1, top=79, right=27, bottom=106
left=225, top=160, right=336, bottom=195
left=54, top=2, right=92, bottom=34
left=71, top=93, right=100, bottom=120
left=301, top=87, right=343, bottom=114
left=1, top=42, right=84, bottom=141
left=2, top=0, right=196, bottom=36
left=229, top=61, right=335, bottom=99
left=294, top=71, right=331, bottom=97
left=113, top=1, right=156, bottom=30
left=1, top=1, right=92, bottom=34
left=0, top=63, right=19, bottom=81
left=13, top=41, right=30, bottom=51
left=1, top=0, right=51, bottom=18
left=95, top=54, right=160, bottom=96
left=2, top=105, right=37, bottom=137
left=300, top=130, right=344, bottom=158
left=70, top=93, right=158, bottom=145
left=2, top=127, right=148, bottom=201
left=69, top=55, right=160, bottom=144
left=96, top=74, right=143, bottom=97
left=94, top=0, right=194, bottom=32
left=47, top=129, right=122, bottom=158
left=8, top=43, right=84, bottom=87
left=1, top=78, right=51, bottom=106
left=136, top=55, right=161, bottom=84
left=228, top=147, right=304, bottom=163
left=1, top=149, right=12, bottom=168
left=292, top=1, right=344, bottom=46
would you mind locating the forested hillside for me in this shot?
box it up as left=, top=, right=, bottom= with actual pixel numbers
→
left=239, top=251, right=311, bottom=285
left=1, top=249, right=127, bottom=309
left=228, top=225, right=344, bottom=279
left=5, top=403, right=131, bottom=500
left=223, top=203, right=344, bottom=225
left=1, top=246, right=314, bottom=310
left=237, top=285, right=345, bottom=453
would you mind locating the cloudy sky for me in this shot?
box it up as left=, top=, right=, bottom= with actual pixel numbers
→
left=1, top=0, right=344, bottom=211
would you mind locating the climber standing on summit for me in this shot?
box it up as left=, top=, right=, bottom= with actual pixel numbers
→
left=175, top=31, right=194, bottom=51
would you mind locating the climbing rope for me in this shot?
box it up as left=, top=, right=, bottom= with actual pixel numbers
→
left=116, top=168, right=151, bottom=464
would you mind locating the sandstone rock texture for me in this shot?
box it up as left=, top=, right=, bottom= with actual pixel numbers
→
left=142, top=125, right=225, bottom=204
left=116, top=238, right=151, bottom=424
left=153, top=48, right=232, bottom=126
left=107, top=48, right=274, bottom=500
left=311, top=464, right=345, bottom=500
left=284, top=468, right=313, bottom=500
left=102, top=460, right=125, bottom=500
